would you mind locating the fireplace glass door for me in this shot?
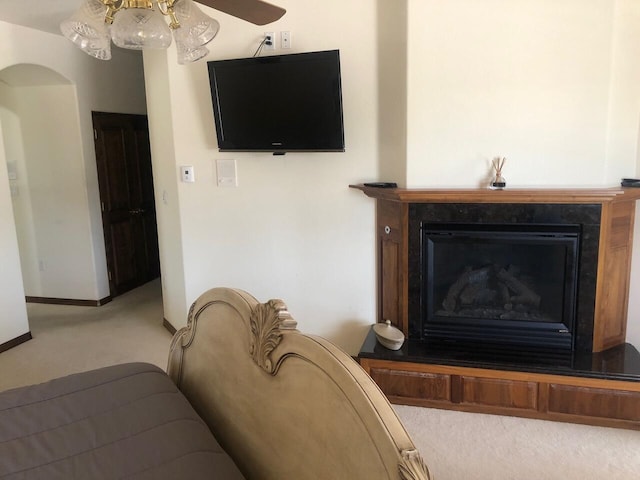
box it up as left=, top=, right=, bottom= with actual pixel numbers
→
left=421, top=223, right=580, bottom=351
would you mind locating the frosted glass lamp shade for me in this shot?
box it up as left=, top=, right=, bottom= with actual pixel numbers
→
left=59, top=0, right=111, bottom=60
left=111, top=7, right=172, bottom=50
left=173, top=0, right=219, bottom=49
left=175, top=41, right=209, bottom=65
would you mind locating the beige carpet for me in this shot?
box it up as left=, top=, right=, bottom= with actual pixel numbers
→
left=395, top=404, right=640, bottom=480
left=1, top=281, right=639, bottom=479
left=0, top=279, right=171, bottom=391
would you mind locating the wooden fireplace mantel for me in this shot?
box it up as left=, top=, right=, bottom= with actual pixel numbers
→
left=350, top=184, right=640, bottom=204
left=352, top=185, right=640, bottom=429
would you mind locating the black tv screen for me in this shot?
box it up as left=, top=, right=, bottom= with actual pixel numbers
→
left=207, top=50, right=345, bottom=153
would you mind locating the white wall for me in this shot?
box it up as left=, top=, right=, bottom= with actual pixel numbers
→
left=377, top=0, right=408, bottom=185
left=145, top=0, right=379, bottom=353
left=146, top=0, right=640, bottom=353
left=0, top=120, right=29, bottom=343
left=403, top=0, right=640, bottom=188
left=605, top=0, right=640, bottom=182
left=142, top=49, right=189, bottom=334
left=0, top=103, right=38, bottom=292
left=1, top=83, right=99, bottom=298
left=406, top=0, right=614, bottom=187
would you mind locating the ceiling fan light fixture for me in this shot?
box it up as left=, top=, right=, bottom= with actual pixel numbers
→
left=60, top=0, right=286, bottom=63
left=175, top=41, right=210, bottom=65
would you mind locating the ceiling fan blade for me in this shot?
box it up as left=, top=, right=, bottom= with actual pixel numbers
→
left=195, top=0, right=286, bottom=26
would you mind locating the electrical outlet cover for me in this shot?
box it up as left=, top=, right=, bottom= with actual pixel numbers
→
left=264, top=32, right=275, bottom=50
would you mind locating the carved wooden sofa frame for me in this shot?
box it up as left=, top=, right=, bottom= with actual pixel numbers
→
left=167, top=287, right=431, bottom=479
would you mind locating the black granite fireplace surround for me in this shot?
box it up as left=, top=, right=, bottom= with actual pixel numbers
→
left=421, top=222, right=581, bottom=351
left=408, top=203, right=602, bottom=354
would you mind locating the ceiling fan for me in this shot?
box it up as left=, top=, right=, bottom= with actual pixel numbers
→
left=60, top=0, right=286, bottom=64
left=196, top=0, right=285, bottom=26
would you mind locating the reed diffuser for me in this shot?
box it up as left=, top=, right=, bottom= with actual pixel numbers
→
left=490, top=157, right=506, bottom=189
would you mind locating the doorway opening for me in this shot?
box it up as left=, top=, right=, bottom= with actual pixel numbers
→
left=93, top=112, right=160, bottom=297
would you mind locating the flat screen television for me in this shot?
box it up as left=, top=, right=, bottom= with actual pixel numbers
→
left=207, top=50, right=345, bottom=153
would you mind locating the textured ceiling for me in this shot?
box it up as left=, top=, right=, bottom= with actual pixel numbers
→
left=0, top=0, right=79, bottom=35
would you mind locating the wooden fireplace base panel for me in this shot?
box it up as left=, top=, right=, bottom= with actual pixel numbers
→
left=359, top=358, right=640, bottom=430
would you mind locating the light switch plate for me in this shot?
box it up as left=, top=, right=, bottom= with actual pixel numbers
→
left=180, top=165, right=195, bottom=183
left=216, top=159, right=237, bottom=187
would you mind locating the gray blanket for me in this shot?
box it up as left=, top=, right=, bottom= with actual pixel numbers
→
left=0, top=363, right=244, bottom=479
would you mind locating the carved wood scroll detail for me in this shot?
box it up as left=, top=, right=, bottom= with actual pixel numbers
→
left=249, top=299, right=297, bottom=373
left=399, top=449, right=431, bottom=480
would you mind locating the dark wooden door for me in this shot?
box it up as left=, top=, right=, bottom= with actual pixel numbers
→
left=93, top=112, right=160, bottom=297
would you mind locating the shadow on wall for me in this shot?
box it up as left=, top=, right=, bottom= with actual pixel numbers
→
left=324, top=319, right=372, bottom=357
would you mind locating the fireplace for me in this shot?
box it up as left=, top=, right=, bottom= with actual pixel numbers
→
left=420, top=222, right=580, bottom=351
left=353, top=185, right=640, bottom=430
left=407, top=203, right=602, bottom=353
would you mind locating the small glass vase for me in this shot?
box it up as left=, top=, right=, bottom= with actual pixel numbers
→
left=490, top=174, right=506, bottom=190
